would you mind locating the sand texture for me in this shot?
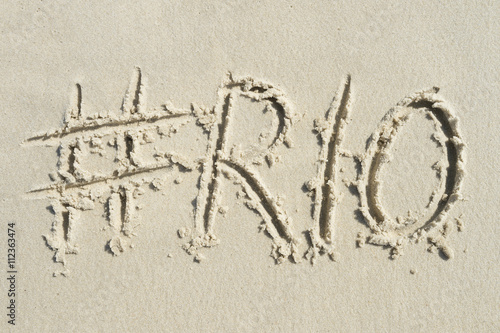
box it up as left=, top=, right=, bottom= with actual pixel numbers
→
left=1, top=1, right=499, bottom=332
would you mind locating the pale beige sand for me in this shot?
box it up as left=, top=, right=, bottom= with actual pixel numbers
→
left=1, top=1, right=499, bottom=332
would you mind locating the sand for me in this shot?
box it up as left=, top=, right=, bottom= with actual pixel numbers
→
left=1, top=1, right=499, bottom=331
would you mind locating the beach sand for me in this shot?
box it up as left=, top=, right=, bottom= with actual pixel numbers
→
left=1, top=1, right=499, bottom=331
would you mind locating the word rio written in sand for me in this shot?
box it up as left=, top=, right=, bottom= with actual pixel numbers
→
left=25, top=68, right=466, bottom=275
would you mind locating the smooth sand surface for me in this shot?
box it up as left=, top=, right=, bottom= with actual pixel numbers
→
left=1, top=1, right=499, bottom=332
